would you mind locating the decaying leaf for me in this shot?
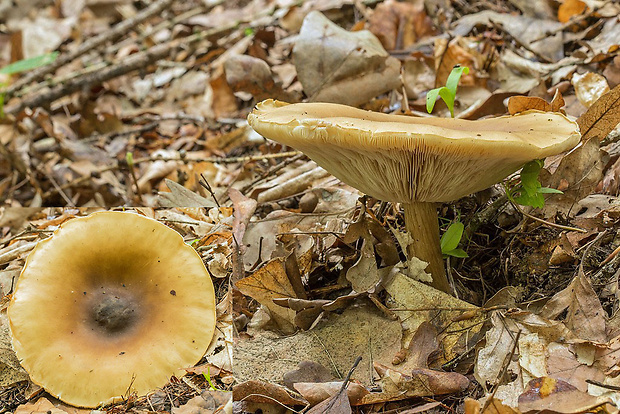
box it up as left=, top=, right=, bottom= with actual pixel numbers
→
left=236, top=258, right=298, bottom=333
left=384, top=273, right=484, bottom=367
left=518, top=377, right=613, bottom=414
left=295, top=381, right=368, bottom=407
left=539, top=269, right=607, bottom=343
left=293, top=11, right=401, bottom=106
left=357, top=363, right=469, bottom=404
left=305, top=386, right=352, bottom=414
left=232, top=380, right=307, bottom=407
left=577, top=84, right=620, bottom=142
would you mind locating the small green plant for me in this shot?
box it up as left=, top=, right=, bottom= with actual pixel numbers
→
left=506, top=159, right=562, bottom=209
left=440, top=221, right=468, bottom=258
left=426, top=65, right=469, bottom=118
left=0, top=52, right=59, bottom=117
left=203, top=367, right=229, bottom=392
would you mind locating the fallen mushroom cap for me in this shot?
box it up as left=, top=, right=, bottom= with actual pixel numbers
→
left=247, top=100, right=581, bottom=204
left=8, top=211, right=217, bottom=408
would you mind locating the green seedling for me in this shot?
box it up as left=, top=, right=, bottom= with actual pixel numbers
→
left=440, top=221, right=468, bottom=258
left=0, top=52, right=59, bottom=117
left=426, top=65, right=469, bottom=118
left=203, top=367, right=229, bottom=392
left=506, top=160, right=562, bottom=209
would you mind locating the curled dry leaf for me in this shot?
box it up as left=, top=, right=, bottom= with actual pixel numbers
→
left=294, top=381, right=369, bottom=406
left=232, top=380, right=307, bottom=407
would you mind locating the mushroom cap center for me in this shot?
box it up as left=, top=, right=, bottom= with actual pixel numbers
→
left=85, top=288, right=140, bottom=335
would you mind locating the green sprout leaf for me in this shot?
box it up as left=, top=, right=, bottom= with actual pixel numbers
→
left=440, top=221, right=468, bottom=258
left=507, top=160, right=563, bottom=209
left=426, top=65, right=469, bottom=118
left=0, top=52, right=59, bottom=75
left=1, top=52, right=60, bottom=118
left=125, top=151, right=134, bottom=167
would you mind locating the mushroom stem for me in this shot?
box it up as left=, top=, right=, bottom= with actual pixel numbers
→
left=403, top=202, right=451, bottom=293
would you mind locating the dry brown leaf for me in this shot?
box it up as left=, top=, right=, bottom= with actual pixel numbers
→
left=14, top=398, right=74, bottom=414
left=541, top=138, right=606, bottom=216
left=283, top=361, right=335, bottom=390
left=345, top=239, right=380, bottom=293
left=172, top=391, right=231, bottom=414
left=232, top=380, right=307, bottom=407
left=539, top=269, right=607, bottom=343
left=293, top=11, right=401, bottom=106
left=294, top=381, right=368, bottom=406
left=464, top=397, right=522, bottom=414
left=577, top=84, right=620, bottom=142
left=224, top=54, right=293, bottom=102
left=406, top=321, right=438, bottom=368
left=433, top=36, right=479, bottom=89
left=368, top=0, right=436, bottom=51
left=159, top=179, right=215, bottom=207
left=305, top=386, right=352, bottom=414
left=518, top=377, right=613, bottom=414
left=360, top=363, right=469, bottom=403
left=229, top=188, right=258, bottom=252
left=545, top=342, right=605, bottom=391
left=452, top=11, right=564, bottom=62
left=507, top=96, right=551, bottom=115
left=236, top=258, right=298, bottom=333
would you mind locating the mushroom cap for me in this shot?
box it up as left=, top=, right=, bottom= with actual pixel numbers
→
left=8, top=211, right=217, bottom=408
left=248, top=100, right=581, bottom=203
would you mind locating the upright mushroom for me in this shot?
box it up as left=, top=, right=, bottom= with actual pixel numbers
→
left=248, top=100, right=580, bottom=293
left=8, top=211, right=217, bottom=408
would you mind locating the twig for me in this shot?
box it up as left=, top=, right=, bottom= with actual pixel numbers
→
left=510, top=201, right=587, bottom=233
left=105, top=5, right=213, bottom=57
left=600, top=243, right=620, bottom=266
left=585, top=379, right=620, bottom=391
left=2, top=0, right=175, bottom=99
left=5, top=31, right=210, bottom=115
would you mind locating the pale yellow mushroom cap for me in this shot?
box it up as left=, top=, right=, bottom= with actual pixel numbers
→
left=248, top=100, right=581, bottom=203
left=8, top=211, right=217, bottom=408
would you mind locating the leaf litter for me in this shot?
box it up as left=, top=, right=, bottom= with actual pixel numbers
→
left=1, top=0, right=620, bottom=413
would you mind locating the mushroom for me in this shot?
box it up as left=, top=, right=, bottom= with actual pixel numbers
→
left=8, top=211, right=217, bottom=408
left=247, top=100, right=580, bottom=293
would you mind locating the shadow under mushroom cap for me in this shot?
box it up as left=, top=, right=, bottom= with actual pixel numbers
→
left=8, top=211, right=217, bottom=408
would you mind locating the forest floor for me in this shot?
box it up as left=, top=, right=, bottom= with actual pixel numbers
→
left=1, top=0, right=620, bottom=413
